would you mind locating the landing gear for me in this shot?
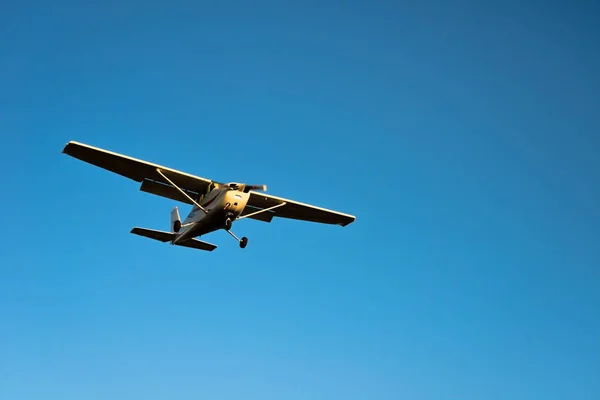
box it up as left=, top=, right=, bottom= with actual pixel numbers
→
left=172, top=220, right=181, bottom=233
left=226, top=228, right=249, bottom=249
left=224, top=214, right=247, bottom=248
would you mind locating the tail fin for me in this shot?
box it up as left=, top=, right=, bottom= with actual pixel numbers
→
left=171, top=206, right=181, bottom=232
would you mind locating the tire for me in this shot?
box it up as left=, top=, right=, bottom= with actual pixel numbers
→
left=173, top=220, right=181, bottom=232
left=240, top=237, right=248, bottom=249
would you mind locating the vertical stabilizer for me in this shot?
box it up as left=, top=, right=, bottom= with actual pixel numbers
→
left=171, top=206, right=181, bottom=233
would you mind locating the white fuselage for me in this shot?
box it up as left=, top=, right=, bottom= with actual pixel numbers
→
left=172, top=186, right=250, bottom=244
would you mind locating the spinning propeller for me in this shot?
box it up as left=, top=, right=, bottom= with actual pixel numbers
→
left=222, top=182, right=268, bottom=193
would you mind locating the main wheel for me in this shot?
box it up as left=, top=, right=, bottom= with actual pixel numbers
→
left=225, top=218, right=232, bottom=231
left=172, top=220, right=181, bottom=233
left=240, top=237, right=248, bottom=249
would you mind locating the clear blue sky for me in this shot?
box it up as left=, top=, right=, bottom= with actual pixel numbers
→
left=1, top=1, right=599, bottom=399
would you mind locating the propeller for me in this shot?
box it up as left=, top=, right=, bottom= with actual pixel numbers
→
left=243, top=184, right=267, bottom=192
left=222, top=182, right=267, bottom=192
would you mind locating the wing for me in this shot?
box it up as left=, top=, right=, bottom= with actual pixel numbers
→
left=246, top=191, right=355, bottom=226
left=62, top=141, right=217, bottom=203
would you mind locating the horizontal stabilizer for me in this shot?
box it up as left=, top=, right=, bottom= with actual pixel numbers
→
left=175, top=238, right=217, bottom=251
left=130, top=227, right=217, bottom=251
left=131, top=227, right=174, bottom=242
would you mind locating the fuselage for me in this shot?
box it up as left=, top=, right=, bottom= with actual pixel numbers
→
left=172, top=185, right=250, bottom=244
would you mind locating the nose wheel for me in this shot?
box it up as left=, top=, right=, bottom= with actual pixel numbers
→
left=226, top=228, right=248, bottom=249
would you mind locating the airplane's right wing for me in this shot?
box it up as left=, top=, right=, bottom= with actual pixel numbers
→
left=62, top=141, right=220, bottom=203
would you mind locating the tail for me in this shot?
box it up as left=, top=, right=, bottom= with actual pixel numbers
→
left=131, top=227, right=217, bottom=251
left=171, top=206, right=182, bottom=233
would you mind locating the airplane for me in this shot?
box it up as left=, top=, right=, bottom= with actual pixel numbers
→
left=62, top=141, right=356, bottom=252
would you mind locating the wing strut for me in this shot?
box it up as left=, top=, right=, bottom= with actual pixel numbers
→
left=156, top=168, right=208, bottom=214
left=237, top=202, right=287, bottom=220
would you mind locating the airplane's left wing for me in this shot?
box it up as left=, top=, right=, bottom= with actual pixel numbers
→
left=62, top=141, right=217, bottom=202
left=245, top=191, right=356, bottom=226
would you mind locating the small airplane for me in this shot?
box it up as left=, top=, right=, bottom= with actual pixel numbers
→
left=62, top=141, right=356, bottom=251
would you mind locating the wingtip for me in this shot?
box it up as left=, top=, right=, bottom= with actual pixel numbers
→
left=61, top=140, right=77, bottom=154
left=342, top=216, right=356, bottom=226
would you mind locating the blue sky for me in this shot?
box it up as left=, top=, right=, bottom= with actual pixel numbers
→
left=1, top=1, right=599, bottom=399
